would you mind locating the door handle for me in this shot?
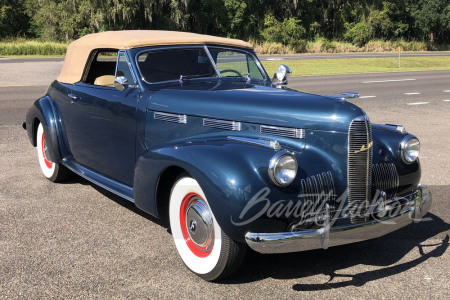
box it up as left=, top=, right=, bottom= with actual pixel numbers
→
left=68, top=93, right=78, bottom=101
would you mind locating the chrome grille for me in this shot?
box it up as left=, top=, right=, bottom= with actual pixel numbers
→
left=260, top=125, right=305, bottom=139
left=154, top=111, right=187, bottom=124
left=203, top=118, right=241, bottom=131
left=348, top=118, right=373, bottom=223
left=372, top=163, right=399, bottom=200
left=300, top=172, right=337, bottom=222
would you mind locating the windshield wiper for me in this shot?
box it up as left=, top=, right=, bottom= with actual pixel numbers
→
left=179, top=74, right=214, bottom=82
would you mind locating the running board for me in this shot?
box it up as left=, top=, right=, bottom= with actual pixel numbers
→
left=63, top=158, right=134, bottom=202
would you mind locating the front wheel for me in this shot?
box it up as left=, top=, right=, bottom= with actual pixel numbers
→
left=169, top=176, right=246, bottom=281
left=36, top=123, right=70, bottom=182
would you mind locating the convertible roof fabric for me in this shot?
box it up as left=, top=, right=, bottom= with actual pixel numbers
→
left=57, top=30, right=253, bottom=84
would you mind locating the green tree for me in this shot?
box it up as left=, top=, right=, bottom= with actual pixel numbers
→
left=6, top=0, right=447, bottom=47
left=414, top=0, right=450, bottom=43
left=0, top=0, right=29, bottom=39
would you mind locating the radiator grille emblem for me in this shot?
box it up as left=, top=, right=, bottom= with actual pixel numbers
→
left=354, top=141, right=373, bottom=154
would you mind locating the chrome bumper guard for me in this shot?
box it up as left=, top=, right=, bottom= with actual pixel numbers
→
left=245, top=186, right=432, bottom=254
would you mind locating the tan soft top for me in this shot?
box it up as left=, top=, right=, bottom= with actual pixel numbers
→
left=57, top=30, right=253, bottom=84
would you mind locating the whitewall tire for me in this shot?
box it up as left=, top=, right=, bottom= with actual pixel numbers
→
left=36, top=123, right=70, bottom=182
left=169, top=176, right=246, bottom=281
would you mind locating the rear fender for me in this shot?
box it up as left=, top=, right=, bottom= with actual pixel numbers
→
left=25, top=96, right=62, bottom=163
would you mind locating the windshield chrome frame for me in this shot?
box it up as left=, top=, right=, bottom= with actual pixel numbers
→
left=134, top=44, right=267, bottom=86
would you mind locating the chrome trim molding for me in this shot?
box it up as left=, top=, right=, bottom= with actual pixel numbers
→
left=245, top=186, right=432, bottom=254
left=203, top=45, right=222, bottom=77
left=227, top=136, right=280, bottom=150
left=372, top=123, right=407, bottom=134
left=154, top=111, right=187, bottom=124
left=353, top=114, right=370, bottom=121
left=260, top=125, right=305, bottom=139
left=339, top=92, right=360, bottom=99
left=203, top=118, right=241, bottom=131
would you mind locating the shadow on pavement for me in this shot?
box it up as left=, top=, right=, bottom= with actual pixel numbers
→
left=222, top=214, right=449, bottom=286
left=291, top=234, right=448, bottom=291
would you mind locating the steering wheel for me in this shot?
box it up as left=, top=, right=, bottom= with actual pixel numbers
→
left=220, top=69, right=243, bottom=77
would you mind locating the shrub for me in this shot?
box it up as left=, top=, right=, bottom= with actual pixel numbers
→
left=345, top=22, right=370, bottom=47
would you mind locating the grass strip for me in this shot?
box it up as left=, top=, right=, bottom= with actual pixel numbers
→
left=262, top=57, right=450, bottom=76
left=0, top=40, right=68, bottom=56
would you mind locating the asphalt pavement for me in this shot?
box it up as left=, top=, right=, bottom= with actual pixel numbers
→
left=0, top=59, right=449, bottom=299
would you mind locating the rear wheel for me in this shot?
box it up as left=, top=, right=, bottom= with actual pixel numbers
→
left=36, top=123, right=70, bottom=182
left=169, top=176, right=246, bottom=281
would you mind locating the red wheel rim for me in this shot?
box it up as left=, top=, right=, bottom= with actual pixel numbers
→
left=41, top=133, right=53, bottom=169
left=180, top=193, right=214, bottom=258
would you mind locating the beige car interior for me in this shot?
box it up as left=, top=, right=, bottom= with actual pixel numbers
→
left=94, top=75, right=115, bottom=87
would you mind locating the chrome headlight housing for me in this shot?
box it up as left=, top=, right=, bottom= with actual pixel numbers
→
left=400, top=135, right=420, bottom=164
left=268, top=151, right=298, bottom=186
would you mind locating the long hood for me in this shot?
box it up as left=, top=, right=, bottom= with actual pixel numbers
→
left=147, top=84, right=366, bottom=133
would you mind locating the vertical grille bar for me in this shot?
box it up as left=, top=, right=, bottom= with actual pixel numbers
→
left=372, top=163, right=399, bottom=200
left=299, top=172, right=337, bottom=224
left=348, top=117, right=373, bottom=223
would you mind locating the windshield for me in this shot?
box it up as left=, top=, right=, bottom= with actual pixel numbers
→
left=207, top=48, right=264, bottom=79
left=137, top=48, right=217, bottom=83
left=136, top=46, right=265, bottom=84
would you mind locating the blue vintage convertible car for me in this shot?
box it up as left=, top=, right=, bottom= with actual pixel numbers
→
left=24, top=30, right=432, bottom=281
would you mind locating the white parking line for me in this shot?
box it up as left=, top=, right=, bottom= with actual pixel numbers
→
left=266, top=58, right=285, bottom=61
left=362, top=79, right=416, bottom=84
left=444, top=90, right=450, bottom=93
left=404, top=92, right=421, bottom=95
left=407, top=102, right=429, bottom=105
left=444, top=100, right=450, bottom=102
left=359, top=96, right=377, bottom=99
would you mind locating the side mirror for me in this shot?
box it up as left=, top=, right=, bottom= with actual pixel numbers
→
left=272, top=64, right=292, bottom=88
left=114, top=76, right=129, bottom=91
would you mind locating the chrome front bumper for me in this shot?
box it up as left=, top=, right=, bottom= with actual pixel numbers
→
left=245, top=186, right=432, bottom=254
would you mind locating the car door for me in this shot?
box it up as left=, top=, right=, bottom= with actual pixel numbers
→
left=59, top=50, right=139, bottom=186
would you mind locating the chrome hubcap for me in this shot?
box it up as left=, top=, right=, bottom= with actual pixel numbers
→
left=186, top=197, right=214, bottom=252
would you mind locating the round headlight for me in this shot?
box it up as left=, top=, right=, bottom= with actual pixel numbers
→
left=268, top=151, right=298, bottom=187
left=400, top=135, right=420, bottom=164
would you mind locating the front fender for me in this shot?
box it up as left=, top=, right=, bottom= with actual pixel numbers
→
left=134, top=138, right=300, bottom=242
left=372, top=127, right=421, bottom=194
left=25, top=96, right=62, bottom=163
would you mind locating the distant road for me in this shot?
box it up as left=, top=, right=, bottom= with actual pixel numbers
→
left=1, top=51, right=449, bottom=63
left=0, top=57, right=64, bottom=63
